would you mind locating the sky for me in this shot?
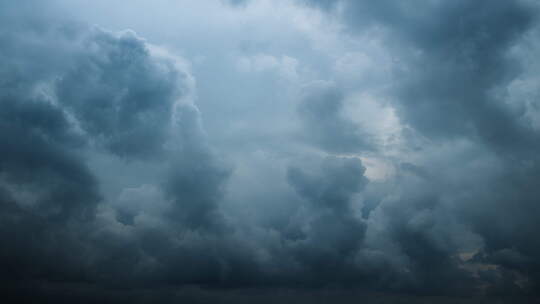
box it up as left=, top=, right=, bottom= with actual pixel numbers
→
left=1, top=0, right=540, bottom=303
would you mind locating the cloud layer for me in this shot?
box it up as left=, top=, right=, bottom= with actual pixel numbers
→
left=2, top=0, right=540, bottom=303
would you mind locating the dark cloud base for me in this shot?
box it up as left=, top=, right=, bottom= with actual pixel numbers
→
left=2, top=0, right=540, bottom=303
left=2, top=284, right=537, bottom=304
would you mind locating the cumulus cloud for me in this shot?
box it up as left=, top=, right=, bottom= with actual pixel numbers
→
left=0, top=0, right=234, bottom=296
left=3, top=0, right=540, bottom=303
left=296, top=0, right=540, bottom=291
left=297, top=81, right=374, bottom=153
left=55, top=29, right=190, bottom=159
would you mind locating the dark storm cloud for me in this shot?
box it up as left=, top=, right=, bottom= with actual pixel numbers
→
left=0, top=37, right=100, bottom=222
left=55, top=29, right=188, bottom=159
left=0, top=1, right=235, bottom=299
left=299, top=0, right=540, bottom=298
left=288, top=156, right=368, bottom=213
left=282, top=156, right=368, bottom=286
left=284, top=156, right=475, bottom=295
left=297, top=82, right=373, bottom=153
left=164, top=104, right=232, bottom=231
left=306, top=0, right=539, bottom=152
left=389, top=0, right=538, bottom=156
left=461, top=162, right=540, bottom=294
left=0, top=6, right=107, bottom=291
left=4, top=0, right=540, bottom=303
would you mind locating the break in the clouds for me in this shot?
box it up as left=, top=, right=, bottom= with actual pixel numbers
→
left=2, top=0, right=540, bottom=303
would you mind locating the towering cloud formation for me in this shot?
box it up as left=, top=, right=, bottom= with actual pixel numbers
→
left=0, top=1, right=233, bottom=297
left=297, top=82, right=373, bottom=153
left=303, top=0, right=540, bottom=297
left=2, top=0, right=540, bottom=303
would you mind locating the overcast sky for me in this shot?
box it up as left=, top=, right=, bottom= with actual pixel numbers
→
left=2, top=1, right=540, bottom=303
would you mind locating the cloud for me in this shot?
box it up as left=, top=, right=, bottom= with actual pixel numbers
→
left=0, top=1, right=235, bottom=296
left=297, top=81, right=374, bottom=153
left=55, top=28, right=191, bottom=159
left=299, top=0, right=540, bottom=295
left=306, top=0, right=539, bottom=151
left=164, top=104, right=232, bottom=232
left=283, top=156, right=368, bottom=285
left=3, top=0, right=540, bottom=303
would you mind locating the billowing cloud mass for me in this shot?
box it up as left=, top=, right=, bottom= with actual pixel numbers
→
left=2, top=0, right=540, bottom=303
left=297, top=81, right=373, bottom=153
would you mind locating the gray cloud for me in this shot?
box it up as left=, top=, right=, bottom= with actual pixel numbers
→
left=3, top=0, right=540, bottom=303
left=297, top=82, right=374, bottom=153
left=164, top=104, right=232, bottom=232
left=301, top=0, right=540, bottom=296
left=0, top=0, right=237, bottom=297
left=306, top=0, right=539, bottom=152
left=55, top=28, right=187, bottom=159
left=283, top=156, right=368, bottom=286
